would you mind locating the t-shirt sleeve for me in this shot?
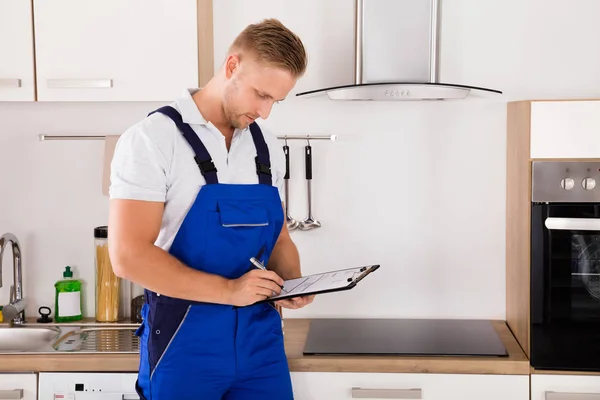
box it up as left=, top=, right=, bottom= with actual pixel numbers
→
left=272, top=145, right=286, bottom=201
left=109, top=123, right=169, bottom=202
left=261, top=127, right=286, bottom=201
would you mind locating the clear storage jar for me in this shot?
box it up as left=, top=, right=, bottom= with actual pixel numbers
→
left=94, top=226, right=120, bottom=322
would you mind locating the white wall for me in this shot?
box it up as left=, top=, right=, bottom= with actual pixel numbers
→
left=1, top=0, right=600, bottom=321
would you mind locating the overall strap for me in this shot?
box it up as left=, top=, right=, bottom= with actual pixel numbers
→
left=149, top=105, right=219, bottom=185
left=249, top=122, right=273, bottom=186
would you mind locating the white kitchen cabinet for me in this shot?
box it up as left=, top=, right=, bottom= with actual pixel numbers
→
left=0, top=1, right=36, bottom=101
left=0, top=373, right=37, bottom=400
left=290, top=372, right=529, bottom=400
left=32, top=0, right=202, bottom=102
left=532, top=374, right=600, bottom=400
left=530, top=100, right=600, bottom=159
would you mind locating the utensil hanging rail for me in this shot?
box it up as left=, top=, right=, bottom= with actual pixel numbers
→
left=38, top=134, right=337, bottom=141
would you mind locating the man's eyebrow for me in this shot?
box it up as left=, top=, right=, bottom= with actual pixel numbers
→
left=256, top=88, right=285, bottom=102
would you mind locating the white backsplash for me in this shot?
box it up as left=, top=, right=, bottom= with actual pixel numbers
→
left=1, top=0, right=600, bottom=321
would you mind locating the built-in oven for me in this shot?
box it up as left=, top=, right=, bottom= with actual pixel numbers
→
left=530, top=161, right=600, bottom=372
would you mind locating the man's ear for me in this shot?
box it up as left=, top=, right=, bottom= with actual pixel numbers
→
left=225, top=54, right=240, bottom=79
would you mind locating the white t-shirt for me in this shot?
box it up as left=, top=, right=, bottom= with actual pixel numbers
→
left=109, top=88, right=286, bottom=251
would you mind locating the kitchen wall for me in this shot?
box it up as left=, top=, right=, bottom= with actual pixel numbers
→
left=1, top=0, right=600, bottom=321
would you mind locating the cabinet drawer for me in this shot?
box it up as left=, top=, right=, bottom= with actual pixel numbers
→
left=530, top=101, right=600, bottom=159
left=291, top=372, right=529, bottom=400
left=532, top=374, right=600, bottom=400
left=0, top=373, right=37, bottom=400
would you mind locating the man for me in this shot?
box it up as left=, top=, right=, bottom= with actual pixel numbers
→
left=108, top=18, right=313, bottom=400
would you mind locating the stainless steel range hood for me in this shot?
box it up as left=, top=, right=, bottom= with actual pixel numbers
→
left=296, top=0, right=502, bottom=101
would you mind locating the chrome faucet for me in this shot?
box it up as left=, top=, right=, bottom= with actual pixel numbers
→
left=0, top=233, right=27, bottom=324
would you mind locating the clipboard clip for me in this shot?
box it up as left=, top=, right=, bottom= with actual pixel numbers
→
left=347, top=266, right=370, bottom=283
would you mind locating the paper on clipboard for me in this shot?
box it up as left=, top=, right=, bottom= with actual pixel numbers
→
left=265, top=265, right=379, bottom=301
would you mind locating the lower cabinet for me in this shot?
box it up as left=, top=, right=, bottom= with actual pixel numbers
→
left=532, top=374, right=600, bottom=400
left=18, top=370, right=600, bottom=399
left=0, top=373, right=37, bottom=400
left=290, top=372, right=529, bottom=400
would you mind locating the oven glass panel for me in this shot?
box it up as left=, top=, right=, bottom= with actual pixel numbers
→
left=571, top=234, right=600, bottom=321
left=530, top=203, right=600, bottom=371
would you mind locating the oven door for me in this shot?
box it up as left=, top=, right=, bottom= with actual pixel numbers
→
left=531, top=203, right=600, bottom=371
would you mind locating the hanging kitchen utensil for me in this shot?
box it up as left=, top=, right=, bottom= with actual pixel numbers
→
left=299, top=138, right=321, bottom=230
left=284, top=138, right=299, bottom=231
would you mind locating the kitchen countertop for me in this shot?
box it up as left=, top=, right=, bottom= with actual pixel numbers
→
left=0, top=318, right=529, bottom=374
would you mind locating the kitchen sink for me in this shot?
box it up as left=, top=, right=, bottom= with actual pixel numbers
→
left=52, top=326, right=140, bottom=353
left=0, top=326, right=60, bottom=352
left=0, top=324, right=140, bottom=354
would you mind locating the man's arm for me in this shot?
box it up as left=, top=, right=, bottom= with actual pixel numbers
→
left=108, top=199, right=284, bottom=306
left=266, top=203, right=302, bottom=280
left=268, top=203, right=315, bottom=309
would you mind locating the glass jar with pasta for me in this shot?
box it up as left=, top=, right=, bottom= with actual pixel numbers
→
left=94, top=226, right=119, bottom=322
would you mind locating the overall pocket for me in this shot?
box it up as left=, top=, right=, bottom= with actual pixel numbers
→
left=216, top=199, right=270, bottom=227
left=203, top=199, right=273, bottom=276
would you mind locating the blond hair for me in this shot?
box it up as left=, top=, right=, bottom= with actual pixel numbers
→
left=229, top=18, right=307, bottom=78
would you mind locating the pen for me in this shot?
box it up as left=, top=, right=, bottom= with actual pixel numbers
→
left=249, top=257, right=286, bottom=292
left=249, top=257, right=267, bottom=270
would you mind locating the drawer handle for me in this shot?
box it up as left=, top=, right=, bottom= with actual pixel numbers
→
left=0, top=79, right=22, bottom=88
left=47, top=79, right=113, bottom=88
left=546, top=392, right=600, bottom=400
left=0, top=389, right=23, bottom=400
left=352, top=388, right=422, bottom=399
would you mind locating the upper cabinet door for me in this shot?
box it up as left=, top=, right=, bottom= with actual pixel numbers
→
left=33, top=0, right=203, bottom=102
left=530, top=100, right=600, bottom=159
left=0, top=1, right=36, bottom=101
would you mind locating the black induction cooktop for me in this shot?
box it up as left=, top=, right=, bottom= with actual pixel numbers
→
left=302, top=318, right=508, bottom=357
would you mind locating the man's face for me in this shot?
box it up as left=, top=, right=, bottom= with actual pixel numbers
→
left=222, top=54, right=297, bottom=130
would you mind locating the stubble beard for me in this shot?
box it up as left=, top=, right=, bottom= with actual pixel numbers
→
left=223, top=80, right=248, bottom=130
left=226, top=107, right=247, bottom=130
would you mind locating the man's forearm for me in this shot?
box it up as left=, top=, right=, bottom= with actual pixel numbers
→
left=267, top=236, right=302, bottom=280
left=110, top=242, right=232, bottom=304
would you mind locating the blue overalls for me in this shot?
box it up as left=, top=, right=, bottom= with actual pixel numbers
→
left=135, top=105, right=293, bottom=399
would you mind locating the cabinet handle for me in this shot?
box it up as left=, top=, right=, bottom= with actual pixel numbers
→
left=0, top=389, right=23, bottom=399
left=0, top=79, right=22, bottom=88
left=546, top=392, right=600, bottom=400
left=46, top=79, right=113, bottom=88
left=352, top=387, right=422, bottom=399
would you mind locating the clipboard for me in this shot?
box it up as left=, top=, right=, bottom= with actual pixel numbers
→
left=256, top=264, right=380, bottom=303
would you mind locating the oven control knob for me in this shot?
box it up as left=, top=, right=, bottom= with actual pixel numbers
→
left=582, top=177, right=596, bottom=190
left=561, top=178, right=575, bottom=190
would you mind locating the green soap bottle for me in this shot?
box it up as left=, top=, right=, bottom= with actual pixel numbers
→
left=54, top=266, right=83, bottom=322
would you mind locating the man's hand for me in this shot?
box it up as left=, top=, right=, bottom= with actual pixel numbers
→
left=226, top=269, right=285, bottom=307
left=275, top=295, right=315, bottom=310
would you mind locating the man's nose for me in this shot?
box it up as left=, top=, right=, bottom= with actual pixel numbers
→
left=257, top=101, right=273, bottom=120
